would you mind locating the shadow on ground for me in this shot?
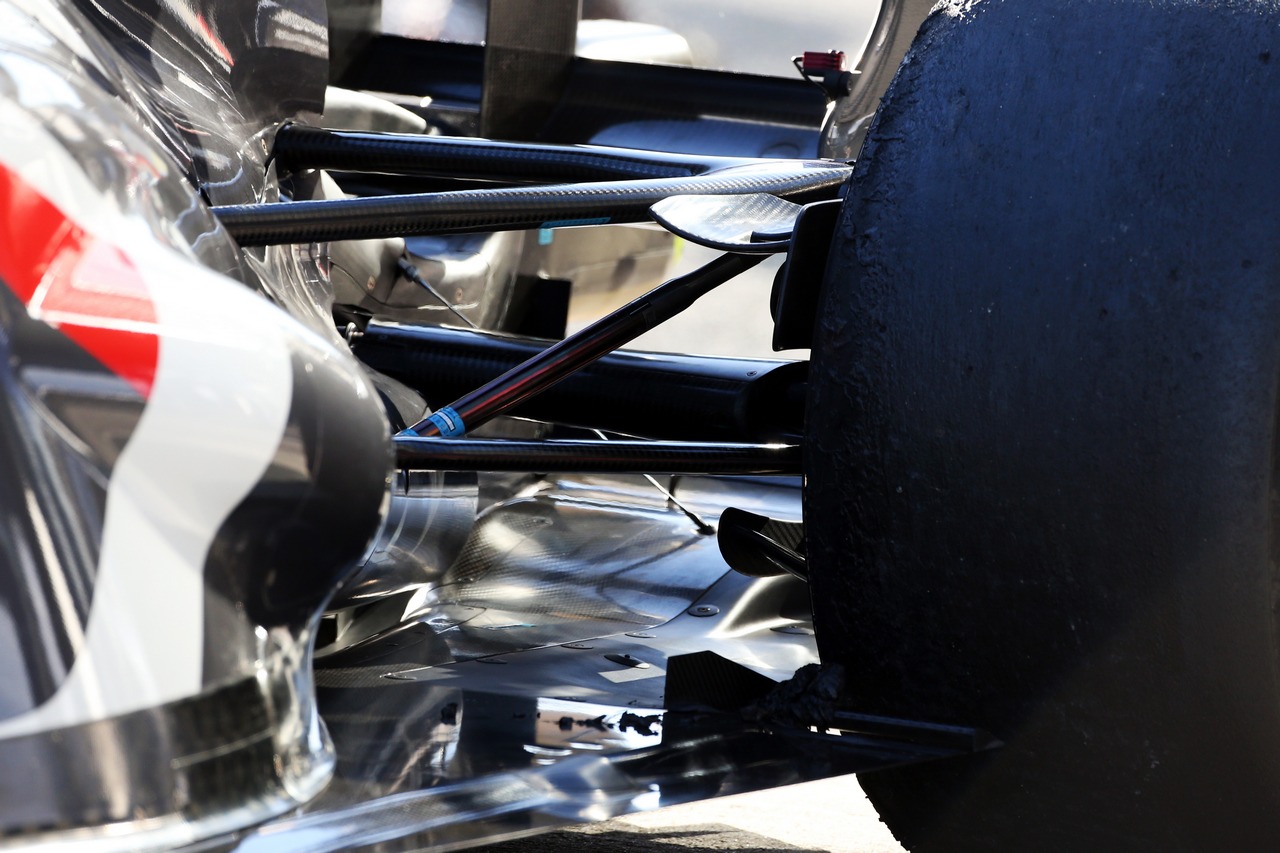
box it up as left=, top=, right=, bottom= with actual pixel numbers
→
left=475, top=823, right=825, bottom=853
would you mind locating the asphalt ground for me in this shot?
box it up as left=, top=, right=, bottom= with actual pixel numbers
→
left=522, top=242, right=908, bottom=853
left=476, top=776, right=903, bottom=853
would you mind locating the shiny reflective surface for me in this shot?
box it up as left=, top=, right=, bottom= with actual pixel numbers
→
left=0, top=1, right=393, bottom=843
left=0, top=1, right=252, bottom=279
left=3, top=0, right=346, bottom=348
left=0, top=0, right=949, bottom=848
left=332, top=470, right=480, bottom=606
left=322, top=476, right=747, bottom=673
left=68, top=0, right=327, bottom=206
left=165, top=476, right=978, bottom=852
left=0, top=284, right=129, bottom=719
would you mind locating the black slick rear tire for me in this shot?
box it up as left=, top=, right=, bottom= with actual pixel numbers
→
left=804, top=2, right=1280, bottom=850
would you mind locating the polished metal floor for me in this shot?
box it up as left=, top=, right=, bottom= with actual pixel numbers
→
left=182, top=473, right=970, bottom=853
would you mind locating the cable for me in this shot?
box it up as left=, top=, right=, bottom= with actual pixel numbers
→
left=396, top=258, right=479, bottom=329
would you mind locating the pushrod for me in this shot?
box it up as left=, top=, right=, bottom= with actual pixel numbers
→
left=402, top=252, right=765, bottom=438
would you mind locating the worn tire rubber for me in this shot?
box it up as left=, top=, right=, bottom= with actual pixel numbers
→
left=804, top=2, right=1280, bottom=850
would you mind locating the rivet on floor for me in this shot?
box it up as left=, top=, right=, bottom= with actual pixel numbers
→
left=604, top=653, right=651, bottom=669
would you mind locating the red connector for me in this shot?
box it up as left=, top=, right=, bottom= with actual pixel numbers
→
left=800, top=50, right=847, bottom=75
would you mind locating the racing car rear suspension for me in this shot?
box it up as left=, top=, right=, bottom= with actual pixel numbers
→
left=212, top=143, right=850, bottom=245
left=404, top=252, right=764, bottom=437
left=353, top=322, right=805, bottom=443
left=271, top=125, right=772, bottom=184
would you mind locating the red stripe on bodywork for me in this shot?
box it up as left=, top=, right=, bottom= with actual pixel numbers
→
left=0, top=167, right=158, bottom=397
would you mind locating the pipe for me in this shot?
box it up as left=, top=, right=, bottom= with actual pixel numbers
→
left=394, top=437, right=801, bottom=475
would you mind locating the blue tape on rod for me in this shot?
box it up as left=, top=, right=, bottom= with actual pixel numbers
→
left=538, top=217, right=610, bottom=246
left=538, top=217, right=611, bottom=229
left=426, top=406, right=466, bottom=437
